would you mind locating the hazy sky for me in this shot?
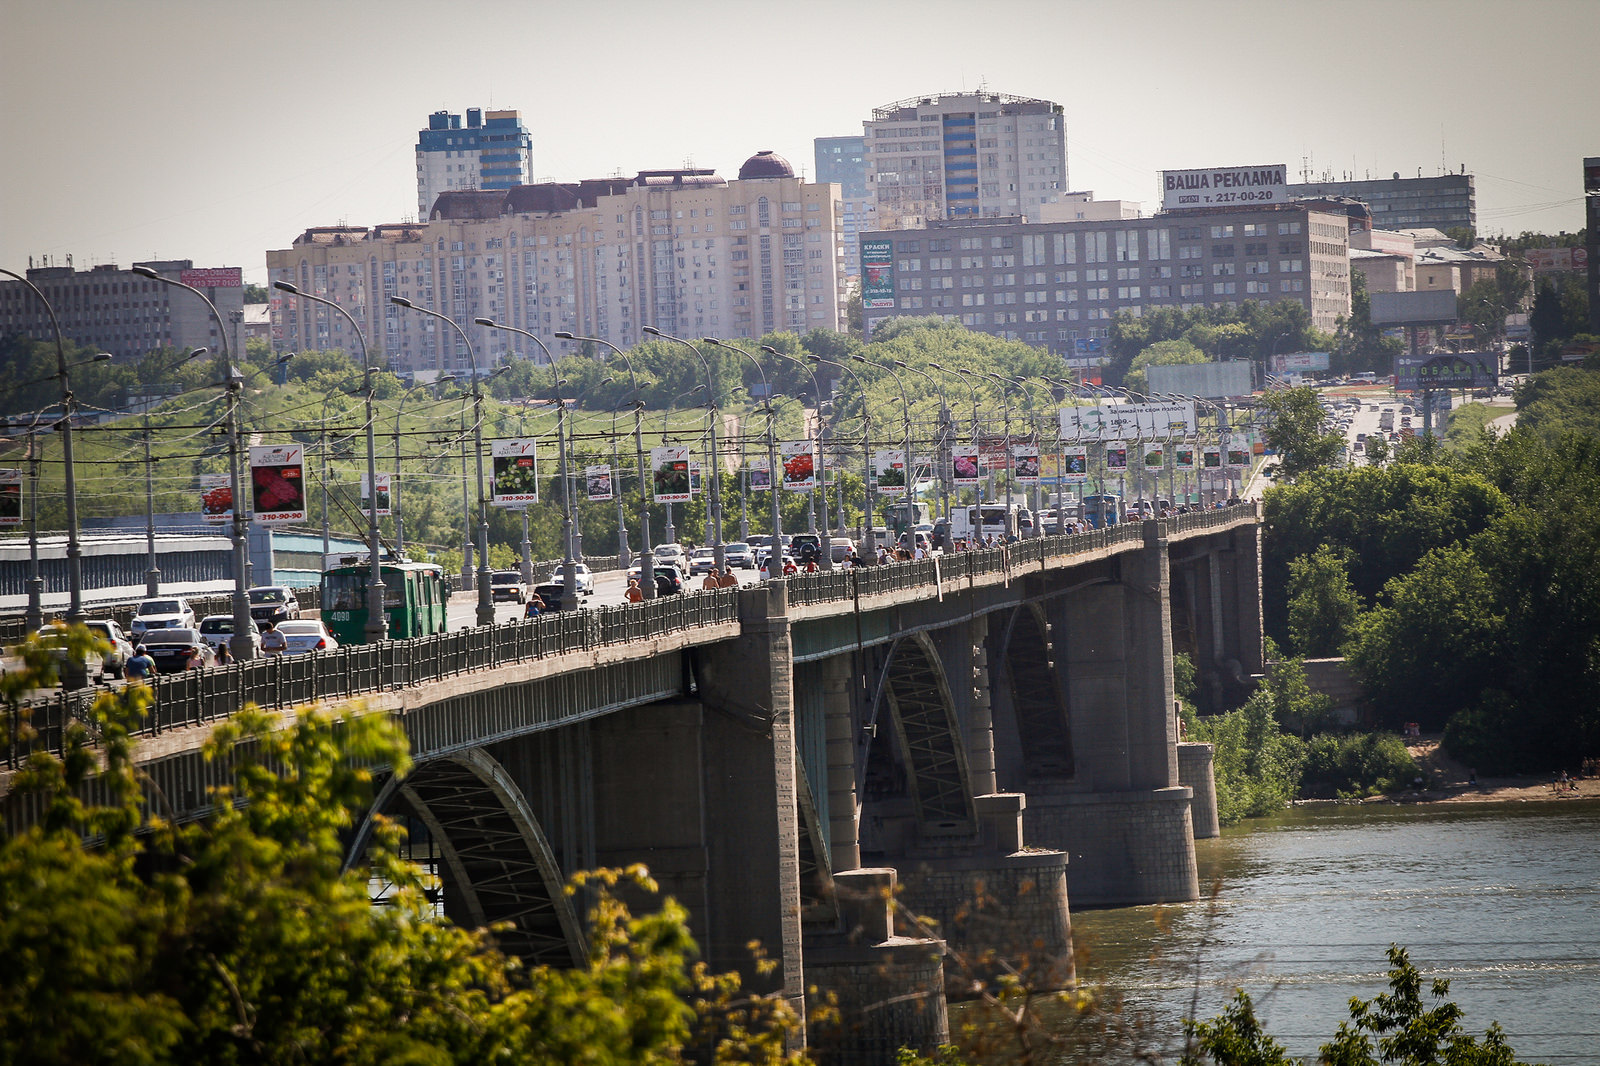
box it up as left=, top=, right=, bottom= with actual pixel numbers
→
left=3, top=0, right=1595, bottom=284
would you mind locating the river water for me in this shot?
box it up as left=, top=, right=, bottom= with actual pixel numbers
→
left=1069, top=800, right=1600, bottom=1064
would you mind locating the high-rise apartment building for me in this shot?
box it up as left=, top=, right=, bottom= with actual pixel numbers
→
left=268, top=152, right=845, bottom=374
left=864, top=91, right=1068, bottom=231
left=0, top=259, right=244, bottom=360
left=1286, top=173, right=1475, bottom=234
left=415, top=109, right=534, bottom=219
left=859, top=202, right=1350, bottom=361
left=814, top=136, right=874, bottom=275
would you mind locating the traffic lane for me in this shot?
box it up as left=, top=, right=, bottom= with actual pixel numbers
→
left=443, top=563, right=766, bottom=621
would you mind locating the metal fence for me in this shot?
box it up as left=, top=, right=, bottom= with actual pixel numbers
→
left=5, top=504, right=1255, bottom=769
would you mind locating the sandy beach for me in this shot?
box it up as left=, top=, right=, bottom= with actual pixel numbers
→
left=1359, top=737, right=1599, bottom=805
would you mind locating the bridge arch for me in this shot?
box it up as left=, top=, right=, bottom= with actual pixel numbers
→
left=346, top=747, right=586, bottom=966
left=863, top=631, right=976, bottom=837
left=996, top=603, right=1075, bottom=782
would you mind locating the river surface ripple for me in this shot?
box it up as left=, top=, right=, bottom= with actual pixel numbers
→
left=1069, top=800, right=1600, bottom=1064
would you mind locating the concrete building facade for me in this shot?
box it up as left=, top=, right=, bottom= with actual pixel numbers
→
left=415, top=109, right=534, bottom=219
left=814, top=135, right=875, bottom=276
left=859, top=202, right=1350, bottom=359
left=0, top=259, right=245, bottom=361
left=268, top=153, right=845, bottom=374
left=1287, top=173, right=1475, bottom=234
left=865, top=91, right=1068, bottom=231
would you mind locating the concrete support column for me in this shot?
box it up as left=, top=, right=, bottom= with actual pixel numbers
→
left=1124, top=522, right=1178, bottom=789
left=823, top=652, right=861, bottom=873
left=1232, top=513, right=1265, bottom=677
left=966, top=616, right=997, bottom=796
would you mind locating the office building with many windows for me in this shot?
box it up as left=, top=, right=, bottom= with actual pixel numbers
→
left=864, top=91, right=1068, bottom=231
left=268, top=152, right=845, bottom=374
left=814, top=135, right=874, bottom=275
left=1286, top=173, right=1475, bottom=234
left=859, top=202, right=1350, bottom=362
left=0, top=259, right=244, bottom=361
left=415, top=108, right=534, bottom=219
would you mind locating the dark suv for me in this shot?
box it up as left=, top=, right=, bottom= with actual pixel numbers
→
left=790, top=533, right=822, bottom=565
left=247, top=586, right=300, bottom=627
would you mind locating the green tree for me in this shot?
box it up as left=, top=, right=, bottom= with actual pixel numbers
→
left=1258, top=386, right=1345, bottom=477
left=1286, top=546, right=1360, bottom=658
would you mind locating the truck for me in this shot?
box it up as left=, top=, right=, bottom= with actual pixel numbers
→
left=1379, top=409, right=1395, bottom=432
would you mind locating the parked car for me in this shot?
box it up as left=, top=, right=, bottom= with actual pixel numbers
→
left=247, top=585, right=301, bottom=627
left=275, top=619, right=338, bottom=654
left=489, top=570, right=527, bottom=603
left=688, top=547, right=718, bottom=575
left=198, top=613, right=259, bottom=653
left=130, top=597, right=196, bottom=638
left=84, top=619, right=133, bottom=677
left=723, top=542, right=757, bottom=569
left=141, top=628, right=213, bottom=674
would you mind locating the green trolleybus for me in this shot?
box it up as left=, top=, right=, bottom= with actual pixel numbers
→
left=320, top=558, right=449, bottom=645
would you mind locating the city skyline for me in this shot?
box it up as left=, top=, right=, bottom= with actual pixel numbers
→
left=3, top=0, right=1596, bottom=285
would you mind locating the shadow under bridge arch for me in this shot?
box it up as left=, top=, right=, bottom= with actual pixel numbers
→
left=861, top=630, right=977, bottom=837
left=345, top=746, right=586, bottom=967
left=997, top=602, right=1075, bottom=781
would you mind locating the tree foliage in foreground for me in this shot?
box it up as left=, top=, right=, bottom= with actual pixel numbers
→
left=0, top=634, right=804, bottom=1066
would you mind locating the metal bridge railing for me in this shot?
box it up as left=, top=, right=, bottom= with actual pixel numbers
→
left=5, top=507, right=1253, bottom=769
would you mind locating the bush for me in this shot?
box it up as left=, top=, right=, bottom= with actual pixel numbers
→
left=1299, top=732, right=1416, bottom=799
left=1188, top=691, right=1306, bottom=826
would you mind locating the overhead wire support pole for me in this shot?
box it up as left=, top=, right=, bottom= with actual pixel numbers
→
left=646, top=327, right=727, bottom=573
left=763, top=345, right=833, bottom=570
left=810, top=354, right=877, bottom=563
left=705, top=338, right=782, bottom=578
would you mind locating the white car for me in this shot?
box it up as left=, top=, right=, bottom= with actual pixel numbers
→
left=84, top=620, right=133, bottom=677
left=275, top=619, right=339, bottom=654
left=688, top=547, right=718, bottom=575
left=130, top=597, right=196, bottom=638
left=651, top=544, right=688, bottom=569
left=198, top=613, right=258, bottom=653
left=546, top=563, right=595, bottom=595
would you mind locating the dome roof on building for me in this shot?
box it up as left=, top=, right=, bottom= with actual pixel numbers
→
left=738, top=150, right=794, bottom=180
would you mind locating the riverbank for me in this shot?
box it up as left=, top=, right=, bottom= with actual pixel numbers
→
left=1318, top=736, right=1600, bottom=806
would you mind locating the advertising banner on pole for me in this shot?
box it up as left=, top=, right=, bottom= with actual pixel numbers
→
left=1143, top=443, right=1166, bottom=472
left=1062, top=448, right=1089, bottom=484
left=360, top=472, right=392, bottom=517
left=248, top=444, right=307, bottom=524
left=1174, top=443, right=1196, bottom=472
left=1226, top=435, right=1251, bottom=469
left=781, top=440, right=816, bottom=492
left=490, top=439, right=539, bottom=507
left=749, top=456, right=771, bottom=491
left=0, top=468, right=21, bottom=527
left=198, top=473, right=233, bottom=525
left=1104, top=441, right=1128, bottom=471
left=585, top=464, right=613, bottom=501
left=689, top=459, right=702, bottom=495
left=1202, top=445, right=1222, bottom=470
left=651, top=445, right=691, bottom=503
left=1012, top=444, right=1041, bottom=483
left=874, top=449, right=907, bottom=496
left=952, top=443, right=982, bottom=487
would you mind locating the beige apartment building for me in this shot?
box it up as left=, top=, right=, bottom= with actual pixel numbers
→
left=866, top=91, right=1068, bottom=231
left=859, top=202, right=1350, bottom=362
left=266, top=152, right=845, bottom=374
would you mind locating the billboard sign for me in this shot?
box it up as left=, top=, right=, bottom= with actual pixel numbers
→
left=360, top=472, right=392, bottom=517
left=874, top=449, right=907, bottom=496
left=1062, top=448, right=1088, bottom=484
left=952, top=443, right=981, bottom=487
left=1143, top=443, right=1165, bottom=472
left=1174, top=442, right=1196, bottom=471
left=0, top=468, right=20, bottom=527
left=861, top=239, right=896, bottom=310
left=1272, top=351, right=1331, bottom=373
left=1105, top=441, right=1128, bottom=471
left=780, top=440, right=816, bottom=492
left=651, top=445, right=692, bottom=503
left=1370, top=289, right=1459, bottom=326
left=1012, top=444, right=1041, bottom=483
left=1395, top=352, right=1498, bottom=392
left=1147, top=360, right=1255, bottom=399
left=585, top=464, right=613, bottom=501
left=179, top=267, right=243, bottom=289
left=1226, top=435, right=1251, bottom=469
left=248, top=444, right=307, bottom=524
left=1059, top=400, right=1196, bottom=441
left=1161, top=164, right=1288, bottom=211
left=1525, top=247, right=1590, bottom=273
left=490, top=439, right=539, bottom=507
left=199, top=473, right=232, bottom=525
left=748, top=456, right=771, bottom=491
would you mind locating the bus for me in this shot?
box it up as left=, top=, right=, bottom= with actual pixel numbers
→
left=1080, top=493, right=1122, bottom=529
left=950, top=503, right=1017, bottom=545
left=321, top=559, right=449, bottom=645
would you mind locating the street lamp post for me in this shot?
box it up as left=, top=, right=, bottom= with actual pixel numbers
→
left=277, top=281, right=387, bottom=642
left=705, top=338, right=782, bottom=574
left=557, top=332, right=655, bottom=599
left=762, top=345, right=833, bottom=570
left=23, top=419, right=43, bottom=633
left=811, top=354, right=877, bottom=562
left=897, top=360, right=949, bottom=526
left=133, top=265, right=254, bottom=659
left=854, top=355, right=916, bottom=544
left=390, top=297, right=495, bottom=626
left=144, top=346, right=210, bottom=596
left=608, top=397, right=633, bottom=568
left=392, top=376, right=457, bottom=557
left=646, top=327, right=727, bottom=572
